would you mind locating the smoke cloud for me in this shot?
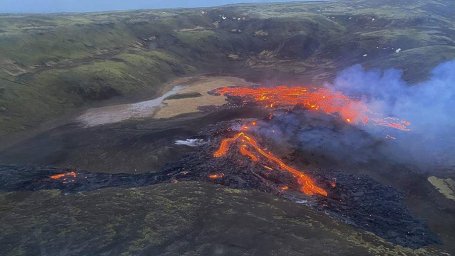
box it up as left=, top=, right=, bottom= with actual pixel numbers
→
left=253, top=60, right=455, bottom=173
left=326, top=60, right=455, bottom=172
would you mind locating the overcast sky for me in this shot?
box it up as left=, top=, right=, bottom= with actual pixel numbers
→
left=0, top=0, right=303, bottom=13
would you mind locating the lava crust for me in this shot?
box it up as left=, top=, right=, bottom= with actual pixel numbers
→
left=0, top=119, right=439, bottom=248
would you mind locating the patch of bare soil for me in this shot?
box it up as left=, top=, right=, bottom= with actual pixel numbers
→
left=154, top=76, right=253, bottom=119
left=76, top=76, right=253, bottom=127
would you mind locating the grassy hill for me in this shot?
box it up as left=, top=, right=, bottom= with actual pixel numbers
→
left=0, top=181, right=444, bottom=255
left=0, top=0, right=454, bottom=137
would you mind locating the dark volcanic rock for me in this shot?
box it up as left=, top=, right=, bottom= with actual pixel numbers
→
left=313, top=171, right=441, bottom=248
left=0, top=119, right=441, bottom=249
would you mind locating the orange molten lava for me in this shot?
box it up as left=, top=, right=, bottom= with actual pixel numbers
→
left=239, top=144, right=259, bottom=162
left=208, top=173, right=225, bottom=179
left=215, top=86, right=410, bottom=131
left=50, top=171, right=77, bottom=180
left=279, top=185, right=289, bottom=191
left=214, top=132, right=327, bottom=196
left=262, top=165, right=274, bottom=171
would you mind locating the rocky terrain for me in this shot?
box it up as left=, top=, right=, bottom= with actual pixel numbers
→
left=1, top=0, right=455, bottom=255
left=1, top=0, right=454, bottom=138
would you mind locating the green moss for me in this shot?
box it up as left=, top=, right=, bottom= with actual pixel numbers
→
left=370, top=45, right=455, bottom=81
left=0, top=22, right=136, bottom=66
left=176, top=30, right=216, bottom=45
left=0, top=182, right=445, bottom=255
left=360, top=29, right=454, bottom=48
left=0, top=0, right=453, bottom=136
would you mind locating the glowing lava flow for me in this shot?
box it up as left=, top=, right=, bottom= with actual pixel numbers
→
left=215, top=86, right=410, bottom=131
left=213, top=132, right=328, bottom=196
left=50, top=171, right=77, bottom=180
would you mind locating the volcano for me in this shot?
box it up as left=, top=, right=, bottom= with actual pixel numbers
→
left=1, top=79, right=452, bottom=254
left=0, top=107, right=439, bottom=249
left=1, top=1, right=455, bottom=255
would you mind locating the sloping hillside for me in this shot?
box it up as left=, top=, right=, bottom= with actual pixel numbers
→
left=0, top=0, right=454, bottom=136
